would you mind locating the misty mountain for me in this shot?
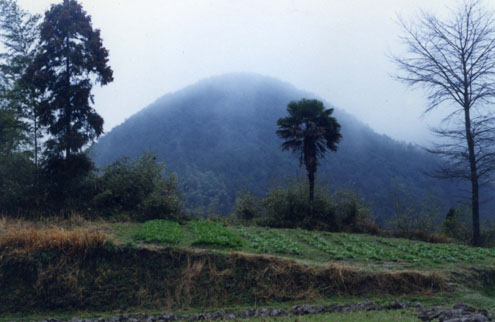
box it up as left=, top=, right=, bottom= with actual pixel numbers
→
left=91, top=73, right=461, bottom=222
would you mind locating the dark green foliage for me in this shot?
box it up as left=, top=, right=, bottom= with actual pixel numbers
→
left=0, top=1, right=43, bottom=217
left=333, top=189, right=378, bottom=234
left=0, top=0, right=115, bottom=218
left=261, top=182, right=334, bottom=231
left=0, top=108, right=24, bottom=154
left=24, top=0, right=112, bottom=159
left=481, top=222, right=495, bottom=247
left=41, top=153, right=97, bottom=215
left=233, top=192, right=260, bottom=222
left=0, top=150, right=183, bottom=219
left=92, top=153, right=181, bottom=222
left=441, top=207, right=472, bottom=243
left=277, top=99, right=341, bottom=205
left=0, top=152, right=39, bottom=216
left=235, top=180, right=375, bottom=232
left=90, top=74, right=471, bottom=222
left=390, top=181, right=443, bottom=235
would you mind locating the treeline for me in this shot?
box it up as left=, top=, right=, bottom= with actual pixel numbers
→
left=0, top=0, right=119, bottom=217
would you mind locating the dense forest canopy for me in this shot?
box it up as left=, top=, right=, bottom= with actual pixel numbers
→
left=90, top=73, right=482, bottom=223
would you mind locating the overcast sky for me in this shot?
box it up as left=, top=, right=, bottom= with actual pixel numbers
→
left=16, top=0, right=495, bottom=144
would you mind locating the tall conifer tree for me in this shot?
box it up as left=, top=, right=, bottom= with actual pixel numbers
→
left=0, top=0, right=41, bottom=162
left=24, top=0, right=113, bottom=160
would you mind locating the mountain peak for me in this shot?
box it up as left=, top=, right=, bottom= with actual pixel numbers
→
left=91, top=74, right=453, bottom=220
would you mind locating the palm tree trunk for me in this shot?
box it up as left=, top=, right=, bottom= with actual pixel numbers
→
left=308, top=169, right=315, bottom=216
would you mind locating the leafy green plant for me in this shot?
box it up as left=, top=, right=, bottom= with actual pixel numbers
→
left=187, top=220, right=242, bottom=248
left=134, top=220, right=183, bottom=244
left=238, top=227, right=302, bottom=255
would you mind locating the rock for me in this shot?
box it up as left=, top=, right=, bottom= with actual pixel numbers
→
left=418, top=307, right=443, bottom=321
left=269, top=309, right=287, bottom=316
left=465, top=314, right=488, bottom=322
left=453, top=304, right=477, bottom=314
left=239, top=309, right=255, bottom=318
left=257, top=308, right=269, bottom=317
left=386, top=300, right=404, bottom=310
left=31, top=300, right=495, bottom=322
left=439, top=309, right=465, bottom=320
left=290, top=304, right=324, bottom=315
left=443, top=315, right=487, bottom=322
left=414, top=302, right=424, bottom=309
left=158, top=314, right=176, bottom=321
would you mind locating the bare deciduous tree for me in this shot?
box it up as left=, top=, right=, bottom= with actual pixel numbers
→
left=393, top=0, right=495, bottom=246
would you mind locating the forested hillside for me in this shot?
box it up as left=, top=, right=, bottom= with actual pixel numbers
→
left=91, top=73, right=462, bottom=222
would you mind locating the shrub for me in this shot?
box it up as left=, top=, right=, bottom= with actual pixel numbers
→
left=0, top=153, right=41, bottom=217
left=333, top=189, right=379, bottom=234
left=481, top=221, right=495, bottom=247
left=255, top=180, right=373, bottom=232
left=261, top=180, right=335, bottom=230
left=389, top=182, right=443, bottom=236
left=42, top=153, right=96, bottom=216
left=92, top=153, right=182, bottom=221
left=441, top=206, right=471, bottom=243
left=233, top=192, right=261, bottom=222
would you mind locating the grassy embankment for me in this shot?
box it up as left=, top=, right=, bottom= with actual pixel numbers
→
left=1, top=216, right=495, bottom=320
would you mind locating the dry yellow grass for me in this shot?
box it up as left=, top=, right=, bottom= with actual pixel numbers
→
left=0, top=214, right=108, bottom=234
left=0, top=227, right=109, bottom=255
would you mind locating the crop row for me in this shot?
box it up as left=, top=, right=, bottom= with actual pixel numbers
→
left=187, top=220, right=243, bottom=248
left=131, top=220, right=495, bottom=267
left=238, top=227, right=302, bottom=255
left=134, top=220, right=183, bottom=244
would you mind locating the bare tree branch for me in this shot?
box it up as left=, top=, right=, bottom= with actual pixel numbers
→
left=393, top=0, right=495, bottom=246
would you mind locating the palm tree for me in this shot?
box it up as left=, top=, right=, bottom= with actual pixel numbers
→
left=277, top=99, right=342, bottom=208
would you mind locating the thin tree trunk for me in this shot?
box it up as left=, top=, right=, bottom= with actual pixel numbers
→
left=464, top=106, right=481, bottom=246
left=31, top=88, right=38, bottom=167
left=65, top=38, right=71, bottom=159
left=308, top=169, right=314, bottom=216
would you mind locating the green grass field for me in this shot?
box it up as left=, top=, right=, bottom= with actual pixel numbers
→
left=109, top=220, right=495, bottom=271
left=3, top=218, right=495, bottom=320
